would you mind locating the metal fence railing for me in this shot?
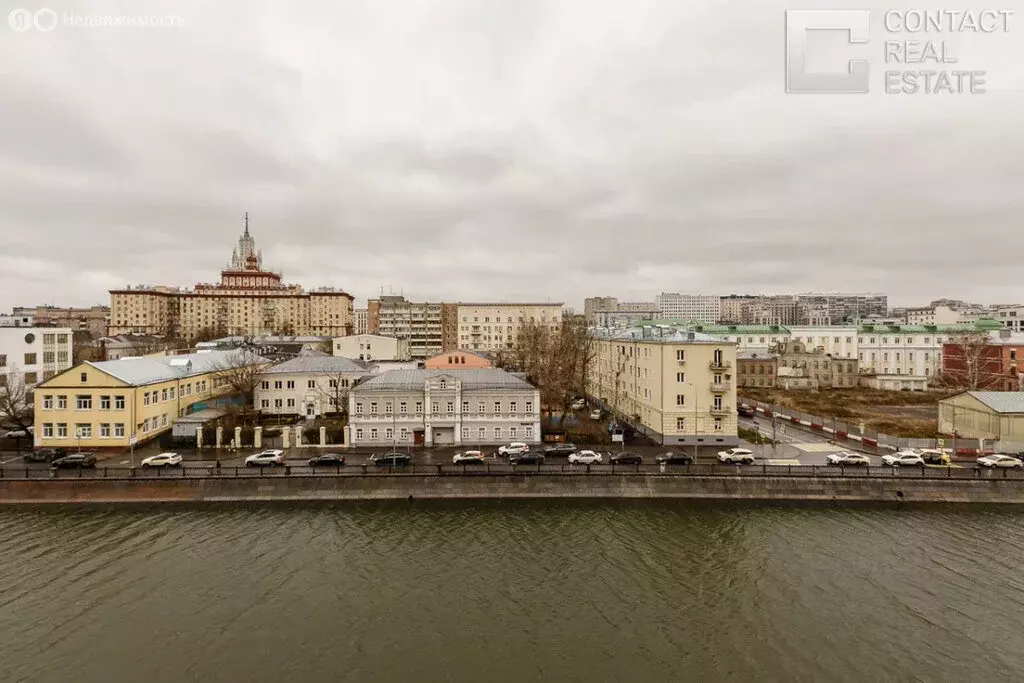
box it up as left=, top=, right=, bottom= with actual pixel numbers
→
left=4, top=462, right=1024, bottom=481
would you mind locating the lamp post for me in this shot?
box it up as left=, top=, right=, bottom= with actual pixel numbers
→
left=76, top=426, right=82, bottom=454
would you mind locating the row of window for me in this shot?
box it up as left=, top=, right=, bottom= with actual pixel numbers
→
left=42, top=394, right=126, bottom=410
left=0, top=351, right=68, bottom=367
left=353, top=425, right=536, bottom=441
left=461, top=316, right=553, bottom=323
left=675, top=417, right=724, bottom=431
left=41, top=422, right=125, bottom=439
left=259, top=378, right=349, bottom=390
left=353, top=400, right=534, bottom=415
left=260, top=398, right=341, bottom=409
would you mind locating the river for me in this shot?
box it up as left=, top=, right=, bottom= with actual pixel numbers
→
left=1, top=501, right=1022, bottom=682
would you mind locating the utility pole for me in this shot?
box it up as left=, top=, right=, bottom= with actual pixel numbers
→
left=771, top=412, right=777, bottom=455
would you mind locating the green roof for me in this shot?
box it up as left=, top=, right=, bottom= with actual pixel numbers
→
left=641, top=318, right=1003, bottom=335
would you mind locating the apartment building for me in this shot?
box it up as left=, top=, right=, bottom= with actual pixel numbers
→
left=736, top=351, right=778, bottom=389
left=109, top=216, right=354, bottom=339
left=455, top=303, right=563, bottom=352
left=795, top=293, right=888, bottom=324
left=0, top=307, right=36, bottom=327
left=719, top=295, right=755, bottom=324
left=775, top=341, right=859, bottom=389
left=333, top=334, right=410, bottom=361
left=941, top=330, right=1024, bottom=391
left=583, top=297, right=619, bottom=323
left=587, top=325, right=739, bottom=446
left=347, top=369, right=541, bottom=446
left=366, top=295, right=446, bottom=359
left=904, top=304, right=983, bottom=326
left=993, top=305, right=1024, bottom=332
left=741, top=295, right=798, bottom=326
left=2, top=306, right=109, bottom=337
left=32, top=349, right=266, bottom=450
left=654, top=293, right=720, bottom=324
left=255, top=354, right=368, bottom=418
left=0, top=327, right=74, bottom=391
left=353, top=309, right=369, bottom=335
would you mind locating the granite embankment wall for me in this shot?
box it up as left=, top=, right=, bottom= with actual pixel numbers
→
left=4, top=474, right=1024, bottom=504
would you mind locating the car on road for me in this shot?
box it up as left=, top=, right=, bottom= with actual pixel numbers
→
left=826, top=452, right=871, bottom=466
left=308, top=453, right=345, bottom=466
left=51, top=453, right=97, bottom=469
left=610, top=451, right=642, bottom=465
left=589, top=409, right=603, bottom=420
left=245, top=449, right=285, bottom=466
left=369, top=451, right=412, bottom=466
left=655, top=452, right=695, bottom=465
left=498, top=442, right=530, bottom=457
left=881, top=452, right=925, bottom=467
left=737, top=405, right=756, bottom=418
left=453, top=450, right=486, bottom=464
left=977, top=454, right=1024, bottom=469
left=25, top=447, right=66, bottom=463
left=543, top=443, right=577, bottom=456
left=571, top=399, right=586, bottom=410
left=568, top=450, right=602, bottom=464
left=140, top=452, right=182, bottom=468
left=717, top=448, right=755, bottom=464
left=508, top=451, right=545, bottom=465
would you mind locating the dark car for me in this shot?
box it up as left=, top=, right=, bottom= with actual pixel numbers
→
left=543, top=443, right=577, bottom=456
left=509, top=451, right=545, bottom=465
left=655, top=452, right=694, bottom=465
left=610, top=452, right=642, bottom=465
left=25, top=447, right=66, bottom=463
left=737, top=404, right=756, bottom=418
left=369, top=451, right=411, bottom=466
left=308, top=453, right=345, bottom=466
left=52, top=453, right=97, bottom=468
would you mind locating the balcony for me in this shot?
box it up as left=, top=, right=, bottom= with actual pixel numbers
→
left=710, top=381, right=731, bottom=393
left=709, top=359, right=732, bottom=370
left=709, top=405, right=731, bottom=416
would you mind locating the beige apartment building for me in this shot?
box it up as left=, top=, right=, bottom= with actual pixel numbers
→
left=587, top=325, right=739, bottom=446
left=255, top=353, right=368, bottom=418
left=333, top=334, right=410, bottom=361
left=366, top=296, right=448, bottom=359
left=32, top=349, right=267, bottom=450
left=456, top=303, right=563, bottom=352
left=109, top=216, right=353, bottom=340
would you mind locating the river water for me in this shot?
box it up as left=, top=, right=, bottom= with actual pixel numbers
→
left=2, top=502, right=1023, bottom=682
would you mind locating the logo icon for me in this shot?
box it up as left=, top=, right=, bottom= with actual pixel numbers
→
left=786, top=9, right=871, bottom=93
left=7, top=7, right=32, bottom=31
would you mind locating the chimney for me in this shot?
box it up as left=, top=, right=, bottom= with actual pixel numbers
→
left=687, top=332, right=695, bottom=341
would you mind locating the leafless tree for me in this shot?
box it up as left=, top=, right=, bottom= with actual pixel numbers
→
left=190, top=325, right=227, bottom=344
left=0, top=365, right=33, bottom=431
left=941, top=331, right=1000, bottom=390
left=495, top=320, right=595, bottom=415
left=212, top=350, right=268, bottom=407
left=310, top=369, right=354, bottom=416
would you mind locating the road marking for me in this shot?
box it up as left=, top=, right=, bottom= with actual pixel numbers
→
left=1, top=455, right=26, bottom=465
left=792, top=443, right=838, bottom=453
left=764, top=459, right=802, bottom=465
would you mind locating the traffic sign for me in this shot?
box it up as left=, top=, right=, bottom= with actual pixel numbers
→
left=611, top=433, right=623, bottom=443
left=129, top=435, right=137, bottom=446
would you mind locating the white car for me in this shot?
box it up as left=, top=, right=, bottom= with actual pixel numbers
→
left=977, top=454, right=1023, bottom=469
left=826, top=452, right=871, bottom=466
left=140, top=452, right=182, bottom=467
left=717, top=448, right=755, bottom=464
left=568, top=450, right=602, bottom=464
left=245, top=449, right=285, bottom=466
left=498, top=442, right=529, bottom=456
left=881, top=452, right=924, bottom=466
left=453, top=450, right=486, bottom=464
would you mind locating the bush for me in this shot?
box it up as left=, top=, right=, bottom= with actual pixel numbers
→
left=201, top=427, right=217, bottom=445
left=303, top=427, right=320, bottom=444
left=239, top=426, right=255, bottom=446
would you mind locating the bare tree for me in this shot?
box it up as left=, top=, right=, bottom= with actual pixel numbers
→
left=496, top=320, right=595, bottom=416
left=212, top=350, right=267, bottom=407
left=190, top=325, right=227, bottom=344
left=310, top=369, right=353, bottom=416
left=0, top=366, right=33, bottom=431
left=941, top=331, right=1000, bottom=390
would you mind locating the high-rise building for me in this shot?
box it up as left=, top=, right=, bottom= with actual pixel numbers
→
left=583, top=297, right=619, bottom=324
left=795, top=293, right=888, bottom=325
left=455, top=303, right=563, bottom=352
left=654, top=293, right=721, bottom=324
left=718, top=295, right=755, bottom=324
left=368, top=295, right=445, bottom=359
left=108, top=215, right=354, bottom=340
left=740, top=295, right=798, bottom=325
left=353, top=309, right=369, bottom=335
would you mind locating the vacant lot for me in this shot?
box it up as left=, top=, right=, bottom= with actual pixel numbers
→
left=738, top=387, right=955, bottom=438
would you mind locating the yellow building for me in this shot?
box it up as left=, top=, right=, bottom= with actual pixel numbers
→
left=109, top=215, right=354, bottom=340
left=455, top=302, right=563, bottom=352
left=587, top=325, right=739, bottom=446
left=33, top=350, right=266, bottom=450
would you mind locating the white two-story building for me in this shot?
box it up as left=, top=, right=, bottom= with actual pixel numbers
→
left=255, top=353, right=369, bottom=418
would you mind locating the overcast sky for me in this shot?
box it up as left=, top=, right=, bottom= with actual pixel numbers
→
left=2, top=0, right=1023, bottom=312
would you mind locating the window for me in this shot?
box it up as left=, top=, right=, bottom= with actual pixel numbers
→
left=415, top=401, right=423, bottom=413
left=510, top=427, right=517, bottom=439
left=56, top=423, right=67, bottom=438
left=168, top=388, right=175, bottom=399
left=114, top=423, right=124, bottom=438
left=462, top=401, right=469, bottom=412
left=43, top=423, right=53, bottom=437
left=676, top=417, right=685, bottom=430
left=676, top=395, right=685, bottom=406
left=676, top=350, right=685, bottom=361
left=677, top=372, right=685, bottom=382
left=143, top=392, right=151, bottom=406
left=261, top=381, right=270, bottom=390
left=478, top=427, right=486, bottom=439
left=461, top=427, right=469, bottom=439
left=261, top=399, right=270, bottom=408
left=384, top=402, right=393, bottom=414
left=286, top=380, right=295, bottom=389
left=42, top=351, right=54, bottom=363
left=370, top=428, right=378, bottom=440
left=161, top=414, right=168, bottom=427
left=525, top=401, right=533, bottom=413
left=161, top=388, right=168, bottom=401
left=114, top=395, right=125, bottom=410
left=329, top=379, right=338, bottom=388
left=385, top=428, right=394, bottom=440
left=494, top=427, right=501, bottom=439
left=494, top=401, right=501, bottom=412
left=274, top=381, right=283, bottom=389
left=76, top=395, right=92, bottom=410
left=447, top=401, right=454, bottom=413
left=400, top=428, right=409, bottom=440
left=355, top=428, right=364, bottom=440
left=439, top=380, right=447, bottom=390
left=714, top=418, right=722, bottom=432
left=97, top=395, right=110, bottom=410
left=400, top=401, right=408, bottom=414
left=287, top=398, right=295, bottom=408
left=478, top=402, right=485, bottom=413
left=510, top=401, right=517, bottom=413
left=43, top=395, right=53, bottom=409
left=308, top=379, right=316, bottom=389
left=75, top=423, right=92, bottom=438
left=370, top=402, right=378, bottom=414
left=25, top=372, right=37, bottom=384
left=274, top=399, right=283, bottom=408
left=24, top=353, right=37, bottom=365
left=525, top=425, right=533, bottom=438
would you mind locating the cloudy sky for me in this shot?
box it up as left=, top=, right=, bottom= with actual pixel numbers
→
left=2, top=0, right=1022, bottom=312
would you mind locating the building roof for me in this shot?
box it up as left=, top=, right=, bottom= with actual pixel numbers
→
left=737, top=349, right=776, bottom=360
left=352, top=368, right=535, bottom=392
left=261, top=355, right=368, bottom=375
left=640, top=320, right=790, bottom=334
left=213, top=335, right=332, bottom=344
left=590, top=325, right=730, bottom=344
left=962, top=392, right=1024, bottom=414
left=456, top=302, right=564, bottom=307
left=79, top=349, right=265, bottom=386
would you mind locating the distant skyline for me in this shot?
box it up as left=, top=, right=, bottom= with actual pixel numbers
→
left=2, top=0, right=1023, bottom=311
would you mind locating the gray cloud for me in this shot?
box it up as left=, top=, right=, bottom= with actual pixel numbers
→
left=1, top=0, right=1022, bottom=312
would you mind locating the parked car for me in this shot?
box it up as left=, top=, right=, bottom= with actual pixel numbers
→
left=25, top=447, right=66, bottom=463
left=543, top=443, right=577, bottom=456
left=737, top=404, right=756, bottom=418
left=51, top=453, right=97, bottom=468
left=589, top=409, right=603, bottom=420
left=498, top=442, right=530, bottom=457
left=308, top=453, right=345, bottom=466
left=655, top=452, right=694, bottom=465
left=717, top=448, right=755, bottom=464
left=245, top=450, right=285, bottom=466
left=140, top=452, right=182, bottom=467
left=453, top=450, right=486, bottom=464
left=610, top=451, right=642, bottom=465
left=568, top=450, right=602, bottom=464
left=369, top=451, right=412, bottom=466
left=977, top=454, right=1024, bottom=469
left=826, top=452, right=870, bottom=466
left=509, top=451, right=545, bottom=465
left=2, top=428, right=32, bottom=438
left=881, top=452, right=924, bottom=467
left=918, top=449, right=952, bottom=465
left=571, top=399, right=586, bottom=410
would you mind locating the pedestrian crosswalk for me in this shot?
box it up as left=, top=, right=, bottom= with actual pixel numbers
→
left=764, top=459, right=802, bottom=466
left=792, top=443, right=837, bottom=453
